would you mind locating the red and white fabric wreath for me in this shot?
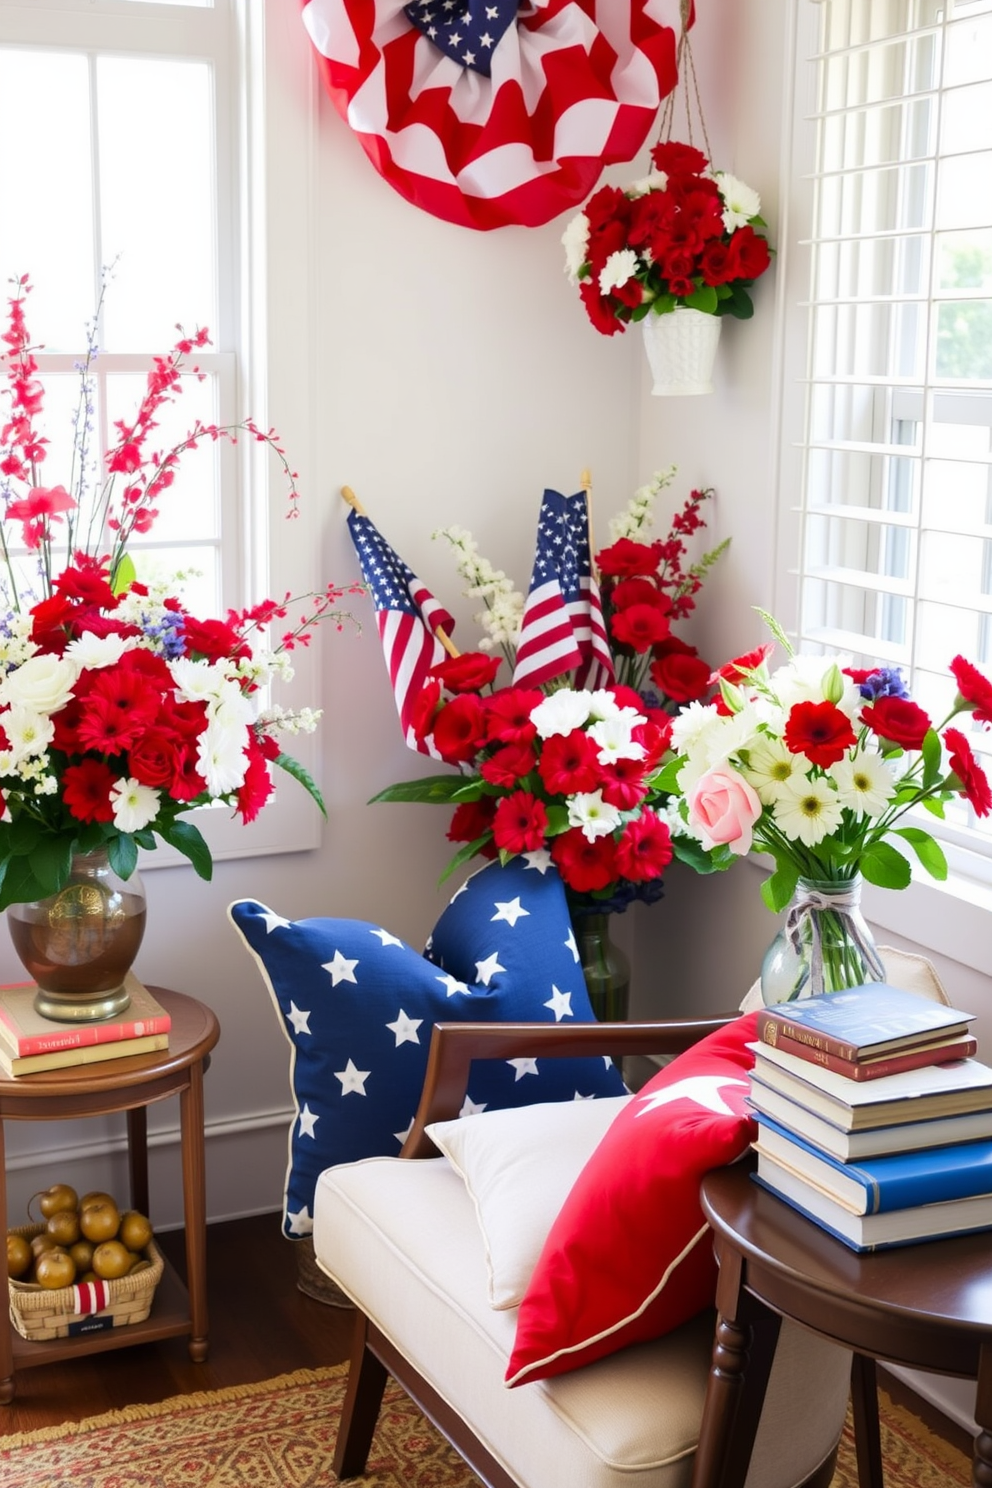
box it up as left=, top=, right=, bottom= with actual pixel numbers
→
left=300, top=0, right=689, bottom=231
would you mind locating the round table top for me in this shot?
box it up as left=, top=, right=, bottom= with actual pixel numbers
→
left=0, top=988, right=220, bottom=1106
left=701, top=1159, right=992, bottom=1339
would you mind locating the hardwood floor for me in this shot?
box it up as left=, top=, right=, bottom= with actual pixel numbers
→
left=0, top=1211, right=976, bottom=1466
left=0, top=1212, right=354, bottom=1437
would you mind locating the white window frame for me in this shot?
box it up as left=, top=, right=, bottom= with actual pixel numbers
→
left=0, top=0, right=323, bottom=867
left=774, top=0, right=992, bottom=969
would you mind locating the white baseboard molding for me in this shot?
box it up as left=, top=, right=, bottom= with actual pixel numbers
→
left=3, top=1108, right=295, bottom=1232
left=884, top=1364, right=978, bottom=1437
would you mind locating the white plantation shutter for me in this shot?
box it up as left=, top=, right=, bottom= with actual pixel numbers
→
left=790, top=0, right=992, bottom=871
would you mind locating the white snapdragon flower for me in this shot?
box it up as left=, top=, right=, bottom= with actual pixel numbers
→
left=830, top=751, right=896, bottom=819
left=0, top=653, right=78, bottom=715
left=607, top=467, right=677, bottom=541
left=567, top=791, right=623, bottom=842
left=3, top=705, right=54, bottom=761
left=434, top=526, right=525, bottom=652
left=65, top=632, right=134, bottom=669
left=197, top=721, right=249, bottom=795
left=561, top=211, right=591, bottom=283
left=110, top=778, right=161, bottom=833
left=588, top=713, right=646, bottom=764
left=715, top=172, right=761, bottom=232
left=598, top=249, right=640, bottom=296
left=530, top=690, right=593, bottom=738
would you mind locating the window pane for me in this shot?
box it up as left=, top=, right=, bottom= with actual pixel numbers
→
left=0, top=51, right=95, bottom=345
left=104, top=372, right=221, bottom=545
left=97, top=57, right=215, bottom=349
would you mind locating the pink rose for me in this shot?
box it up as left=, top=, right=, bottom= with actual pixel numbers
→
left=686, top=767, right=762, bottom=855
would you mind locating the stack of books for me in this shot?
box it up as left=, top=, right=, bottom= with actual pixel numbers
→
left=0, top=974, right=170, bottom=1077
left=748, top=982, right=992, bottom=1251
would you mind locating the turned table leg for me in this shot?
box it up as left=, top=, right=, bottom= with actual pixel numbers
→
left=0, top=1119, right=13, bottom=1402
left=179, top=1060, right=209, bottom=1362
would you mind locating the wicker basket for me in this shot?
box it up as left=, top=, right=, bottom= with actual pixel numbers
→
left=7, top=1223, right=163, bottom=1341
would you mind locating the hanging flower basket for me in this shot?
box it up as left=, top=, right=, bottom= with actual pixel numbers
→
left=642, top=308, right=722, bottom=396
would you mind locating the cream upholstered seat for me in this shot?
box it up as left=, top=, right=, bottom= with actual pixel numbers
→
left=312, top=1017, right=853, bottom=1488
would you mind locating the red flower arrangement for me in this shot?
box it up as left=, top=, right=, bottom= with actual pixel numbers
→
left=0, top=275, right=357, bottom=908
left=562, top=141, right=773, bottom=337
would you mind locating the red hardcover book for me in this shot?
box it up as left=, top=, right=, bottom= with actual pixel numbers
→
left=0, top=974, right=170, bottom=1058
left=760, top=1032, right=978, bottom=1083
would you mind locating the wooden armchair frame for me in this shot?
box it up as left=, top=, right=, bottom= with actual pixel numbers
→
left=330, top=1017, right=839, bottom=1488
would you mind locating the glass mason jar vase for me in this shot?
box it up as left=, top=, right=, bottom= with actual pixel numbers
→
left=6, top=848, right=146, bottom=1022
left=759, top=873, right=885, bottom=1006
left=572, top=911, right=631, bottom=1022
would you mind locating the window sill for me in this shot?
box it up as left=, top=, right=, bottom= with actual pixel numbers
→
left=861, top=872, right=992, bottom=980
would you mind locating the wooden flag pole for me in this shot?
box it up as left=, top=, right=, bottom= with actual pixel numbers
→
left=340, top=485, right=460, bottom=659
left=580, top=468, right=599, bottom=580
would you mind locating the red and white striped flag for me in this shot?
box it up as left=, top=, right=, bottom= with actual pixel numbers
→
left=300, top=0, right=685, bottom=231
left=347, top=508, right=455, bottom=757
left=512, top=488, right=615, bottom=691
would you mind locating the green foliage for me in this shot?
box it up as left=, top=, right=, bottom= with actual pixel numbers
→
left=274, top=752, right=327, bottom=817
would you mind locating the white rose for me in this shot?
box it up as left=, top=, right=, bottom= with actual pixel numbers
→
left=0, top=654, right=78, bottom=715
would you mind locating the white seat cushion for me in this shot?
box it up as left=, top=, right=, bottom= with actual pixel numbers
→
left=313, top=1155, right=851, bottom=1488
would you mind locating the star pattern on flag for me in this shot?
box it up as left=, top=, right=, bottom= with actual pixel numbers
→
left=403, top=0, right=516, bottom=77
left=508, top=1057, right=540, bottom=1081
left=286, top=1204, right=313, bottom=1237
left=523, top=849, right=553, bottom=874
left=492, top=897, right=528, bottom=927
left=298, top=1103, right=320, bottom=1138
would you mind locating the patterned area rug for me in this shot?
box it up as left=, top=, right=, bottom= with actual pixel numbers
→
left=0, top=1364, right=972, bottom=1488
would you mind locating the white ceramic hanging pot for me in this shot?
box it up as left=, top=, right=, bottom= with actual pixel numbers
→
left=641, top=307, right=722, bottom=396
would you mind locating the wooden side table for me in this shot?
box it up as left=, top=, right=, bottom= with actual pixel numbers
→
left=0, top=987, right=220, bottom=1402
left=693, top=1157, right=992, bottom=1488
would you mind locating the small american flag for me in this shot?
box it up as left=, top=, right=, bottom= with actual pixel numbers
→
left=347, top=508, right=455, bottom=757
left=512, top=488, right=615, bottom=692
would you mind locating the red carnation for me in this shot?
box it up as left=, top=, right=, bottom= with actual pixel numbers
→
left=709, top=643, right=775, bottom=685
left=485, top=688, right=543, bottom=745
left=236, top=740, right=275, bottom=824
left=728, top=225, right=772, bottom=281
left=610, top=577, right=669, bottom=613
left=53, top=563, right=116, bottom=608
left=783, top=700, right=858, bottom=767
left=861, top=696, right=932, bottom=751
left=633, top=716, right=673, bottom=766
left=650, top=650, right=712, bottom=704
left=650, top=141, right=709, bottom=177
left=480, top=741, right=537, bottom=788
left=410, top=678, right=442, bottom=744
left=944, top=727, right=992, bottom=818
left=551, top=828, right=617, bottom=893
left=596, top=538, right=660, bottom=579
left=950, top=655, right=992, bottom=727
left=699, top=239, right=736, bottom=286
left=615, top=811, right=673, bottom=882
left=432, top=695, right=486, bottom=765
left=537, top=729, right=601, bottom=796
left=610, top=602, right=672, bottom=652
left=447, top=797, right=498, bottom=850
left=431, top=651, right=501, bottom=694
left=579, top=279, right=626, bottom=336
left=492, top=792, right=549, bottom=855
left=62, top=758, right=116, bottom=823
left=184, top=615, right=246, bottom=663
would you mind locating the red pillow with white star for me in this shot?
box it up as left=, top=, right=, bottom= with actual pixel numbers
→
left=505, top=1013, right=759, bottom=1386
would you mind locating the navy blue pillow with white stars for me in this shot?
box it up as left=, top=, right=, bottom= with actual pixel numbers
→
left=229, top=854, right=626, bottom=1238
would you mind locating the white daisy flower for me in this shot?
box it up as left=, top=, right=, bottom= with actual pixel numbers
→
left=110, top=778, right=161, bottom=833
left=830, top=751, right=896, bottom=819
left=715, top=171, right=761, bottom=231
left=567, top=791, right=623, bottom=842
left=772, top=775, right=844, bottom=847
left=197, top=721, right=249, bottom=795
left=742, top=734, right=804, bottom=805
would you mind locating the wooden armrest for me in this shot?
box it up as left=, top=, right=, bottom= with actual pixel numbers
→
left=401, top=1015, right=737, bottom=1158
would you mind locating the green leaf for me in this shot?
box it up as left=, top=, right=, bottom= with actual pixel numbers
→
left=671, top=837, right=731, bottom=874
left=921, top=795, right=946, bottom=819
left=684, top=284, right=719, bottom=315
left=761, top=860, right=800, bottom=914
left=158, top=819, right=213, bottom=880
left=438, top=833, right=493, bottom=886
left=860, top=839, right=913, bottom=890
left=370, top=774, right=464, bottom=805
left=752, top=608, right=794, bottom=656
left=275, top=752, right=326, bottom=817
left=650, top=757, right=685, bottom=793
left=107, top=833, right=139, bottom=881
left=651, top=293, right=676, bottom=316
left=27, top=837, right=74, bottom=897
left=921, top=728, right=943, bottom=789
left=891, top=826, right=948, bottom=881
left=544, top=804, right=570, bottom=837
left=112, top=553, right=137, bottom=596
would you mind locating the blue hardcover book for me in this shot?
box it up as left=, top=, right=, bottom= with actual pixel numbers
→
left=752, top=1112, right=992, bottom=1214
left=751, top=1160, right=992, bottom=1252
left=755, top=982, right=973, bottom=1062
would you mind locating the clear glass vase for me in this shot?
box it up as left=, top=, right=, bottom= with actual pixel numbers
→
left=759, top=873, right=884, bottom=1006
left=6, top=848, right=146, bottom=1022
left=572, top=912, right=631, bottom=1022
